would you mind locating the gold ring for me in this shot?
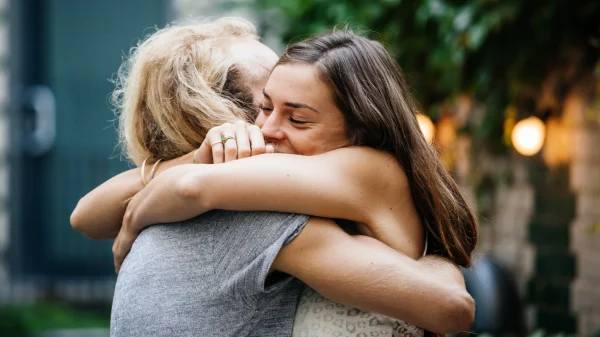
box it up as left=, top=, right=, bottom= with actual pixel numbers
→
left=221, top=135, right=235, bottom=144
left=210, top=141, right=222, bottom=147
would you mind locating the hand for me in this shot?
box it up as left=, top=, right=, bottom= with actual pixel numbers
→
left=113, top=165, right=204, bottom=273
left=112, top=209, right=139, bottom=274
left=194, top=120, right=274, bottom=164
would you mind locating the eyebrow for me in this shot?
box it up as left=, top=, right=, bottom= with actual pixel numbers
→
left=263, top=89, right=320, bottom=113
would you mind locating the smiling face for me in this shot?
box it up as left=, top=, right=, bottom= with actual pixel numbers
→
left=254, top=63, right=350, bottom=155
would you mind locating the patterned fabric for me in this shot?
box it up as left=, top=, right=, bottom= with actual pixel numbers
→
left=293, top=287, right=424, bottom=337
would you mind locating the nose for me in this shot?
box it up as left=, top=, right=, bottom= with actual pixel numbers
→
left=259, top=112, right=286, bottom=142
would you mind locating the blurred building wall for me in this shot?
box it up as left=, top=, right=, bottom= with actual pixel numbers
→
left=527, top=161, right=576, bottom=332
left=172, top=0, right=284, bottom=53
left=0, top=0, right=8, bottom=285
left=483, top=90, right=600, bottom=335
left=567, top=90, right=600, bottom=336
left=448, top=94, right=600, bottom=335
left=487, top=162, right=537, bottom=329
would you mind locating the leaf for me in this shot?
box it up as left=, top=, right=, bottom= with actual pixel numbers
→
left=428, top=0, right=448, bottom=17
left=454, top=5, right=474, bottom=32
left=467, top=23, right=488, bottom=50
left=530, top=329, right=547, bottom=337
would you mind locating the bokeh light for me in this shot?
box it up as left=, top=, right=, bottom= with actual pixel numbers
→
left=416, top=114, right=435, bottom=144
left=511, top=116, right=546, bottom=156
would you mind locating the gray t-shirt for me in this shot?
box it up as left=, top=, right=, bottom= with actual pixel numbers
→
left=110, top=210, right=310, bottom=337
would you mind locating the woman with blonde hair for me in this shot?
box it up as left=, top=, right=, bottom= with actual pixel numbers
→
left=115, top=17, right=270, bottom=166
left=72, top=18, right=475, bottom=336
left=73, top=17, right=278, bottom=238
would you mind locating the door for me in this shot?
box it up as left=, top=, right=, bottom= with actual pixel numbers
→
left=9, top=0, right=169, bottom=278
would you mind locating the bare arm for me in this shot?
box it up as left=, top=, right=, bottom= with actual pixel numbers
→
left=274, top=217, right=474, bottom=334
left=70, top=152, right=194, bottom=240
left=126, top=147, right=422, bottom=257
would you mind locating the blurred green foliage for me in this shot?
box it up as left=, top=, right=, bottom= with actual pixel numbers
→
left=0, top=302, right=109, bottom=336
left=260, top=0, right=599, bottom=152
left=479, top=330, right=572, bottom=337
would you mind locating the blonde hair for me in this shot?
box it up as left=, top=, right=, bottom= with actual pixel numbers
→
left=113, top=17, right=260, bottom=165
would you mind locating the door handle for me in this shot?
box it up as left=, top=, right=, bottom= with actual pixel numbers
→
left=22, top=85, right=56, bottom=156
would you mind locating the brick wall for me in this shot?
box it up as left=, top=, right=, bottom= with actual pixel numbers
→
left=568, top=89, right=600, bottom=337
left=481, top=88, right=600, bottom=335
left=527, top=163, right=577, bottom=333
left=490, top=162, right=536, bottom=295
left=487, top=161, right=537, bottom=330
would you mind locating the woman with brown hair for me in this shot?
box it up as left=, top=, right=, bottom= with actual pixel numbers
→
left=73, top=20, right=476, bottom=336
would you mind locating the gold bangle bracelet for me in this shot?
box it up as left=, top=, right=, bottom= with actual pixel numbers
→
left=192, top=149, right=199, bottom=164
left=140, top=157, right=150, bottom=187
left=149, top=159, right=162, bottom=182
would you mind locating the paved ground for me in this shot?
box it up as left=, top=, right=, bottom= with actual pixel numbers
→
left=33, top=329, right=109, bottom=337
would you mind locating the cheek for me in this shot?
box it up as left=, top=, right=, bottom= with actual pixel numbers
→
left=317, top=127, right=351, bottom=153
left=291, top=129, right=349, bottom=156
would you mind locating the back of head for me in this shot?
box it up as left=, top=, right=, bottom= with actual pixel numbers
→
left=278, top=30, right=478, bottom=267
left=114, top=17, right=259, bottom=165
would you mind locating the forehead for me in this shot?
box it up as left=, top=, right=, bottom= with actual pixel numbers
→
left=265, top=64, right=332, bottom=103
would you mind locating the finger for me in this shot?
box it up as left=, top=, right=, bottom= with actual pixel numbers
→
left=196, top=141, right=213, bottom=164
left=113, top=233, right=135, bottom=274
left=112, top=242, right=120, bottom=274
left=113, top=245, right=124, bottom=275
left=248, top=124, right=266, bottom=156
left=116, top=240, right=133, bottom=273
left=113, top=241, right=125, bottom=274
left=266, top=144, right=275, bottom=154
left=221, top=123, right=237, bottom=162
left=234, top=120, right=251, bottom=159
left=195, top=128, right=220, bottom=164
left=205, top=127, right=224, bottom=164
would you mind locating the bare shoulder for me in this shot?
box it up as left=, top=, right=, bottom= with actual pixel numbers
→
left=323, top=147, right=422, bottom=258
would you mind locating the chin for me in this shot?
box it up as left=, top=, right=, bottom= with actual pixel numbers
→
left=268, top=143, right=301, bottom=155
left=267, top=143, right=284, bottom=154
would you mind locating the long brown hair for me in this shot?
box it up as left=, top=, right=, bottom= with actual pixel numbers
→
left=278, top=30, right=478, bottom=267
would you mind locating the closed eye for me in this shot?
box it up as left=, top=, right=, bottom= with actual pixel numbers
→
left=259, top=104, right=273, bottom=111
left=288, top=117, right=308, bottom=125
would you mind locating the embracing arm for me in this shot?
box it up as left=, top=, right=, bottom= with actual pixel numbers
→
left=70, top=152, right=194, bottom=240
left=127, top=147, right=420, bottom=256
left=274, top=217, right=474, bottom=334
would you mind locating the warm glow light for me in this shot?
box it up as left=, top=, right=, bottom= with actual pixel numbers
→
left=436, top=117, right=457, bottom=148
left=511, top=116, right=546, bottom=156
left=416, top=114, right=435, bottom=143
left=542, top=117, right=570, bottom=166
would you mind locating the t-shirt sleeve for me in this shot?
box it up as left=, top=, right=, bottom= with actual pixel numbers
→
left=211, top=211, right=310, bottom=307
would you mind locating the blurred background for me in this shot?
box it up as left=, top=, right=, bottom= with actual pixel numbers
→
left=0, top=0, right=599, bottom=336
